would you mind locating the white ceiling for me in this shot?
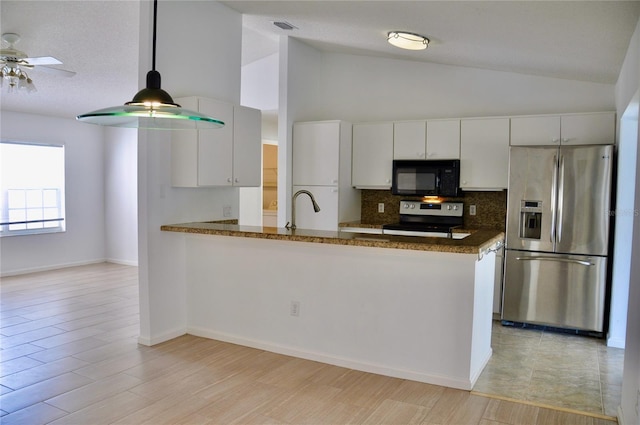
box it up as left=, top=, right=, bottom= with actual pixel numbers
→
left=1, top=1, right=639, bottom=120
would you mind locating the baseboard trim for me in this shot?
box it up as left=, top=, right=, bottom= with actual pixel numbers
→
left=187, top=326, right=474, bottom=390
left=106, top=258, right=139, bottom=267
left=470, top=348, right=493, bottom=387
left=470, top=391, right=618, bottom=422
left=617, top=405, right=626, bottom=425
left=0, top=259, right=106, bottom=277
left=138, top=328, right=186, bottom=346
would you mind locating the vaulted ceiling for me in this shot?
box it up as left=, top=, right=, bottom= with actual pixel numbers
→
left=1, top=1, right=639, bottom=120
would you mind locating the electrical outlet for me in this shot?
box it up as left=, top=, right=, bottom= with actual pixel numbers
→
left=378, top=203, right=385, bottom=213
left=470, top=205, right=477, bottom=216
left=290, top=301, right=300, bottom=317
left=223, top=205, right=232, bottom=217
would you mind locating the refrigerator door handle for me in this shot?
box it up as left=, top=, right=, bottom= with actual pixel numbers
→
left=550, top=154, right=558, bottom=244
left=515, top=256, right=594, bottom=267
left=557, top=155, right=565, bottom=243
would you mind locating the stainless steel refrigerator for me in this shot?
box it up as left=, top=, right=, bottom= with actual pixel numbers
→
left=502, top=145, right=613, bottom=333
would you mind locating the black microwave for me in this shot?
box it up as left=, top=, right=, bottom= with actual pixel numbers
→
left=392, top=159, right=461, bottom=197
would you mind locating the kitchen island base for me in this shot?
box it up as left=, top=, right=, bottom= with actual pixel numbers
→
left=180, top=233, right=495, bottom=391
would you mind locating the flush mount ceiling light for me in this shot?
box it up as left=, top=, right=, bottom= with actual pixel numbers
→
left=387, top=31, right=429, bottom=51
left=76, top=0, right=224, bottom=130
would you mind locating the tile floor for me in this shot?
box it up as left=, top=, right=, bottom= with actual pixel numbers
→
left=0, top=262, right=620, bottom=424
left=473, top=320, right=624, bottom=418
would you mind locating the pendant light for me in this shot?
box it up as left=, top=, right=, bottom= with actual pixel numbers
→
left=76, top=0, right=224, bottom=130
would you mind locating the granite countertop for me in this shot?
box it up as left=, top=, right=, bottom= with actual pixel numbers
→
left=161, top=221, right=504, bottom=255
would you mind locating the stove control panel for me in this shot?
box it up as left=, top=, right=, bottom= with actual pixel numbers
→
left=399, top=201, right=464, bottom=217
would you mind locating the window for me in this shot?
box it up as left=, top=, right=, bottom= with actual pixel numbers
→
left=0, top=141, right=65, bottom=236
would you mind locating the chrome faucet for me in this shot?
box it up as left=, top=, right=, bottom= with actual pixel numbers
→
left=285, top=190, right=321, bottom=230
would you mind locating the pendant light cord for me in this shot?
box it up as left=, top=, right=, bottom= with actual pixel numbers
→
left=152, top=0, right=158, bottom=72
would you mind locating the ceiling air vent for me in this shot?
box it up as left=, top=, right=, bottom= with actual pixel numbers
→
left=273, top=21, right=297, bottom=31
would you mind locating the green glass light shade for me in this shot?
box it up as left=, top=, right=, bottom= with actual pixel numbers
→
left=77, top=71, right=224, bottom=130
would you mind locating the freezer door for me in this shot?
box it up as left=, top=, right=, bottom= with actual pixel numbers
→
left=502, top=250, right=607, bottom=332
left=506, top=147, right=557, bottom=252
left=556, top=145, right=613, bottom=256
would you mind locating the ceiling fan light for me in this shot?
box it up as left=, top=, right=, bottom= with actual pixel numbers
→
left=387, top=31, right=429, bottom=51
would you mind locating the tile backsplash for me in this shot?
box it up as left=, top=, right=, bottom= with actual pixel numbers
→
left=360, top=190, right=507, bottom=231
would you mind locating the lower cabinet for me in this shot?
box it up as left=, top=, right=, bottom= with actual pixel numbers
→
left=292, top=185, right=340, bottom=232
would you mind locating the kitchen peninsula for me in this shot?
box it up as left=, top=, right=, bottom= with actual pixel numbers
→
left=161, top=222, right=503, bottom=390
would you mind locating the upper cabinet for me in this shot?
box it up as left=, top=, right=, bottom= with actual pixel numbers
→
left=232, top=106, right=262, bottom=186
left=426, top=119, right=460, bottom=159
left=393, top=120, right=460, bottom=160
left=171, top=97, right=261, bottom=187
left=510, top=112, right=615, bottom=146
left=393, top=121, right=426, bottom=159
left=460, top=118, right=510, bottom=190
left=560, top=112, right=615, bottom=145
left=510, top=115, right=561, bottom=146
left=293, top=121, right=341, bottom=186
left=352, top=122, right=394, bottom=189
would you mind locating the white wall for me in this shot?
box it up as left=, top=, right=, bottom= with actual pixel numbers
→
left=104, top=127, right=138, bottom=266
left=616, top=16, right=640, bottom=425
left=241, top=53, right=279, bottom=111
left=239, top=52, right=280, bottom=226
left=278, top=38, right=326, bottom=226
left=137, top=0, right=243, bottom=345
left=0, top=111, right=106, bottom=276
left=316, top=52, right=615, bottom=122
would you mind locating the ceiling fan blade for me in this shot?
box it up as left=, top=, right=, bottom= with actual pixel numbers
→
left=24, top=56, right=62, bottom=66
left=36, top=65, right=76, bottom=77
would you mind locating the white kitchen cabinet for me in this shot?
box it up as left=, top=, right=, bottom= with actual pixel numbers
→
left=510, top=115, right=561, bottom=146
left=171, top=97, right=261, bottom=187
left=293, top=121, right=341, bottom=186
left=232, top=105, right=262, bottom=186
left=460, top=118, right=510, bottom=190
left=561, top=112, right=615, bottom=145
left=393, top=121, right=426, bottom=159
left=393, top=120, right=460, bottom=160
left=291, top=121, right=360, bottom=231
left=292, top=185, right=340, bottom=232
left=510, top=112, right=615, bottom=146
left=426, top=119, right=460, bottom=159
left=352, top=122, right=394, bottom=189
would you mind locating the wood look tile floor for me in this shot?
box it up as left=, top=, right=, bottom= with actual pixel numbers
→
left=0, top=263, right=616, bottom=425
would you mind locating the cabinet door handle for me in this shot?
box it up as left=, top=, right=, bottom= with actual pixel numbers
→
left=227, top=178, right=232, bottom=183
left=552, top=138, right=560, bottom=144
left=331, top=179, right=338, bottom=184
left=235, top=178, right=239, bottom=183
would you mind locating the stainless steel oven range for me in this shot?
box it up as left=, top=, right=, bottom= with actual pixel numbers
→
left=382, top=201, right=464, bottom=238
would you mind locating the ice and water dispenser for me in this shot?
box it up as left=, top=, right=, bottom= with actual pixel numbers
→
left=519, top=200, right=542, bottom=239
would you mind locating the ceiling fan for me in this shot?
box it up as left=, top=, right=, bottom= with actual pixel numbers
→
left=0, top=32, right=75, bottom=92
